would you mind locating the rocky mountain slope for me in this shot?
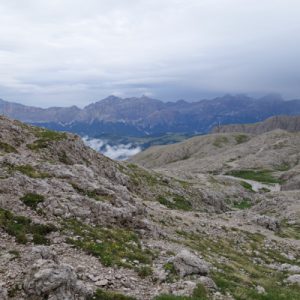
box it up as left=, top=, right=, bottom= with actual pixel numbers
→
left=212, top=115, right=300, bottom=135
left=130, top=129, right=300, bottom=178
left=0, top=116, right=300, bottom=299
left=1, top=94, right=300, bottom=137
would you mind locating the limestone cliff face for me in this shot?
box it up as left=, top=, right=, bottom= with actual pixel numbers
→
left=212, top=115, right=300, bottom=134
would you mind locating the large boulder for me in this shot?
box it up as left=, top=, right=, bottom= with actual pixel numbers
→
left=253, top=215, right=280, bottom=232
left=23, top=247, right=89, bottom=300
left=286, top=274, right=300, bottom=286
left=172, top=250, right=209, bottom=277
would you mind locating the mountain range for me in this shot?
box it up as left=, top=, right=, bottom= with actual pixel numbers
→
left=1, top=94, right=300, bottom=138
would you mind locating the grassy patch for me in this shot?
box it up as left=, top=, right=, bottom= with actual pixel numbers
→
left=274, top=162, right=291, bottom=171
left=235, top=134, right=249, bottom=144
left=6, top=164, right=50, bottom=179
left=175, top=230, right=300, bottom=300
left=277, top=220, right=300, bottom=240
left=20, top=193, right=44, bottom=210
left=233, top=198, right=252, bottom=210
left=8, top=250, right=20, bottom=259
left=64, top=219, right=153, bottom=268
left=213, top=271, right=300, bottom=300
left=0, top=208, right=56, bottom=244
left=192, top=283, right=208, bottom=299
left=0, top=141, right=17, bottom=153
left=27, top=127, right=67, bottom=150
left=259, top=187, right=271, bottom=193
left=157, top=195, right=192, bottom=211
left=163, top=262, right=179, bottom=282
left=126, top=164, right=161, bottom=186
left=227, top=170, right=281, bottom=184
left=154, top=296, right=192, bottom=300
left=213, top=136, right=229, bottom=148
left=88, top=289, right=136, bottom=300
left=154, top=284, right=208, bottom=300
left=7, top=285, right=21, bottom=298
left=58, top=150, right=72, bottom=165
left=240, top=181, right=255, bottom=192
left=136, top=265, right=153, bottom=278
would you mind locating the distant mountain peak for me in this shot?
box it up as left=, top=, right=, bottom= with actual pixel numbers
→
left=101, top=95, right=122, bottom=102
left=259, top=93, right=283, bottom=102
left=0, top=94, right=300, bottom=136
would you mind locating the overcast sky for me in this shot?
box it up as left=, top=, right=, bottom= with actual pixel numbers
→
left=0, top=0, right=299, bottom=107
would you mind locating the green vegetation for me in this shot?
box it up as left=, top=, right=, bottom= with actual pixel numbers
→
left=88, top=289, right=136, bottom=300
left=259, top=187, right=271, bottom=193
left=163, top=262, right=179, bottom=282
left=8, top=250, right=20, bottom=259
left=175, top=230, right=300, bottom=300
left=233, top=198, right=252, bottom=210
left=126, top=163, right=162, bottom=186
left=0, top=141, right=17, bottom=153
left=274, top=162, right=291, bottom=171
left=71, top=183, right=113, bottom=202
left=227, top=169, right=281, bottom=184
left=176, top=179, right=192, bottom=189
left=154, top=295, right=188, bottom=300
left=0, top=208, right=56, bottom=244
left=136, top=265, right=153, bottom=278
left=20, top=193, right=44, bottom=210
left=157, top=195, right=192, bottom=211
left=7, top=285, right=21, bottom=298
left=212, top=271, right=300, bottom=300
left=58, top=150, right=72, bottom=165
left=240, top=181, right=254, bottom=192
left=213, top=136, right=229, bottom=148
left=5, top=163, right=50, bottom=179
left=277, top=220, right=300, bottom=240
left=155, top=283, right=208, bottom=300
left=235, top=134, right=249, bottom=144
left=64, top=219, right=153, bottom=268
left=27, top=127, right=67, bottom=150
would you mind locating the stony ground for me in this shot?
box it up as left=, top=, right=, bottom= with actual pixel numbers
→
left=0, top=115, right=299, bottom=300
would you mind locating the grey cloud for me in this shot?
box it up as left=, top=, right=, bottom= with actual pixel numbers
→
left=0, top=0, right=299, bottom=107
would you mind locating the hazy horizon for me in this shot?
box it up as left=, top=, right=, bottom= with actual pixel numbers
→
left=0, top=0, right=299, bottom=107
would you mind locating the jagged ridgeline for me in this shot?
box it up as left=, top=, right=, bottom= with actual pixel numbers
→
left=0, top=115, right=300, bottom=299
left=1, top=94, right=300, bottom=137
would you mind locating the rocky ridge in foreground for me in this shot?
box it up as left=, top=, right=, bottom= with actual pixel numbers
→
left=212, top=115, right=300, bottom=135
left=0, top=115, right=299, bottom=299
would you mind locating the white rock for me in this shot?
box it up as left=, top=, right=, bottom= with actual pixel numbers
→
left=256, top=285, right=266, bottom=294
left=95, top=279, right=108, bottom=287
left=172, top=250, right=209, bottom=277
left=286, top=274, right=300, bottom=285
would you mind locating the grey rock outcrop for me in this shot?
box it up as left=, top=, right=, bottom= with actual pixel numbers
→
left=24, top=260, right=87, bottom=299
left=172, top=250, right=209, bottom=277
left=23, top=247, right=90, bottom=300
left=273, top=264, right=300, bottom=274
left=253, top=215, right=280, bottom=232
left=286, top=274, right=300, bottom=286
